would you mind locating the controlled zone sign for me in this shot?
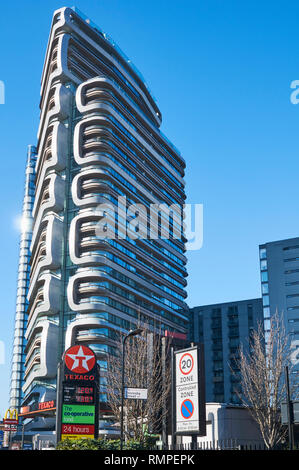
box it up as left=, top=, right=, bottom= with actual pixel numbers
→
left=174, top=346, right=206, bottom=435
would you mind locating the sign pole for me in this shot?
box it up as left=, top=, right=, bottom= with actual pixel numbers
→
left=120, top=328, right=143, bottom=450
left=55, top=360, right=63, bottom=445
left=120, top=335, right=126, bottom=451
left=161, top=337, right=167, bottom=449
left=21, top=423, right=24, bottom=450
left=190, top=342, right=197, bottom=450
left=171, top=347, right=176, bottom=450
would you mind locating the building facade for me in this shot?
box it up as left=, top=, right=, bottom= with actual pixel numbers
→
left=179, top=403, right=263, bottom=449
left=259, top=237, right=299, bottom=370
left=13, top=7, right=188, bottom=431
left=189, top=299, right=263, bottom=404
left=10, top=145, right=37, bottom=410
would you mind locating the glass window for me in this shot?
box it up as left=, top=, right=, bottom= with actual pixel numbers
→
left=260, top=259, right=267, bottom=271
left=260, top=248, right=267, bottom=259
left=263, top=307, right=270, bottom=319
left=261, top=271, right=268, bottom=282
left=264, top=319, right=271, bottom=331
left=262, top=283, right=269, bottom=294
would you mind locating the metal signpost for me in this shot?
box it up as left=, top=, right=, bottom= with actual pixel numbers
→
left=56, top=345, right=100, bottom=443
left=172, top=345, right=206, bottom=446
left=120, top=328, right=144, bottom=450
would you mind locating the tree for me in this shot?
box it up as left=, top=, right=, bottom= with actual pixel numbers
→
left=237, top=311, right=298, bottom=449
left=106, top=326, right=171, bottom=442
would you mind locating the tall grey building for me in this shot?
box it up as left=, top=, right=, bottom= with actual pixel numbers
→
left=259, top=237, right=299, bottom=366
left=10, top=146, right=37, bottom=410
left=189, top=299, right=263, bottom=404
left=12, top=7, right=188, bottom=432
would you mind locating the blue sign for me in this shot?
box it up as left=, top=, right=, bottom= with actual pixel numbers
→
left=181, top=399, right=194, bottom=419
left=23, top=443, right=33, bottom=450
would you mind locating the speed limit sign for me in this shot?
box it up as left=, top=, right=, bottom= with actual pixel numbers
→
left=173, top=345, right=206, bottom=435
left=179, top=353, right=194, bottom=375
left=176, top=349, right=198, bottom=386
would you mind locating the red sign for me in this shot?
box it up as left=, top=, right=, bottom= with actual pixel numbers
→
left=179, top=353, right=194, bottom=375
left=165, top=330, right=187, bottom=340
left=20, top=406, right=30, bottom=414
left=180, top=399, right=194, bottom=419
left=61, top=424, right=95, bottom=435
left=59, top=345, right=99, bottom=442
left=39, top=400, right=55, bottom=410
left=4, top=419, right=18, bottom=425
left=64, top=374, right=95, bottom=382
left=5, top=425, right=17, bottom=432
left=65, top=346, right=96, bottom=374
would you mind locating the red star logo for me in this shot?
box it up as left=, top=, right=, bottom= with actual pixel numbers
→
left=65, top=345, right=96, bottom=373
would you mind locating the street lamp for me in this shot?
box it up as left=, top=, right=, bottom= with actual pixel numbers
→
left=120, top=328, right=143, bottom=450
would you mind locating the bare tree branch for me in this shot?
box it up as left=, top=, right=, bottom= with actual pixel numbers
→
left=236, top=311, right=296, bottom=449
left=106, top=323, right=171, bottom=441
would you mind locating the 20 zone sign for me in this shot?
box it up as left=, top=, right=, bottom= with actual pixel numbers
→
left=179, top=353, right=194, bottom=375
left=174, top=345, right=206, bottom=436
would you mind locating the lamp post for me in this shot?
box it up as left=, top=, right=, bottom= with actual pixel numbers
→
left=120, top=328, right=143, bottom=451
left=21, top=422, right=25, bottom=450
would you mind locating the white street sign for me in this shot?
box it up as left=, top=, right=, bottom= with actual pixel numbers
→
left=125, top=387, right=148, bottom=400
left=175, top=348, right=200, bottom=433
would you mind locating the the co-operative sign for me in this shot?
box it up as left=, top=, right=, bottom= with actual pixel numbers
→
left=174, top=346, right=206, bottom=435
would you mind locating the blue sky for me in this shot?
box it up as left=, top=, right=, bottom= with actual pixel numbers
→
left=1, top=0, right=299, bottom=416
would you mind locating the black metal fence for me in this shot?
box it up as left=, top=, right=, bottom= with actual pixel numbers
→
left=157, top=439, right=293, bottom=450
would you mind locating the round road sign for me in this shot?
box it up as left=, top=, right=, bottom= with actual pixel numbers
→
left=181, top=399, right=194, bottom=419
left=179, top=353, right=194, bottom=375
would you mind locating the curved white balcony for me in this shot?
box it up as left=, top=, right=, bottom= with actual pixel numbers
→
left=23, top=320, right=59, bottom=392
left=26, top=274, right=61, bottom=338
left=65, top=315, right=126, bottom=350
left=35, top=121, right=68, bottom=189
left=29, top=215, right=63, bottom=290
left=32, top=173, right=65, bottom=232
left=72, top=168, right=108, bottom=207
left=69, top=210, right=111, bottom=266
left=38, top=83, right=72, bottom=147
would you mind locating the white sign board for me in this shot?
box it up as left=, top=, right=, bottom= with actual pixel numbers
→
left=125, top=388, right=148, bottom=400
left=175, top=348, right=200, bottom=433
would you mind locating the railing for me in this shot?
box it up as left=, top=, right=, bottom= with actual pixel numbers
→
left=155, top=439, right=290, bottom=450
